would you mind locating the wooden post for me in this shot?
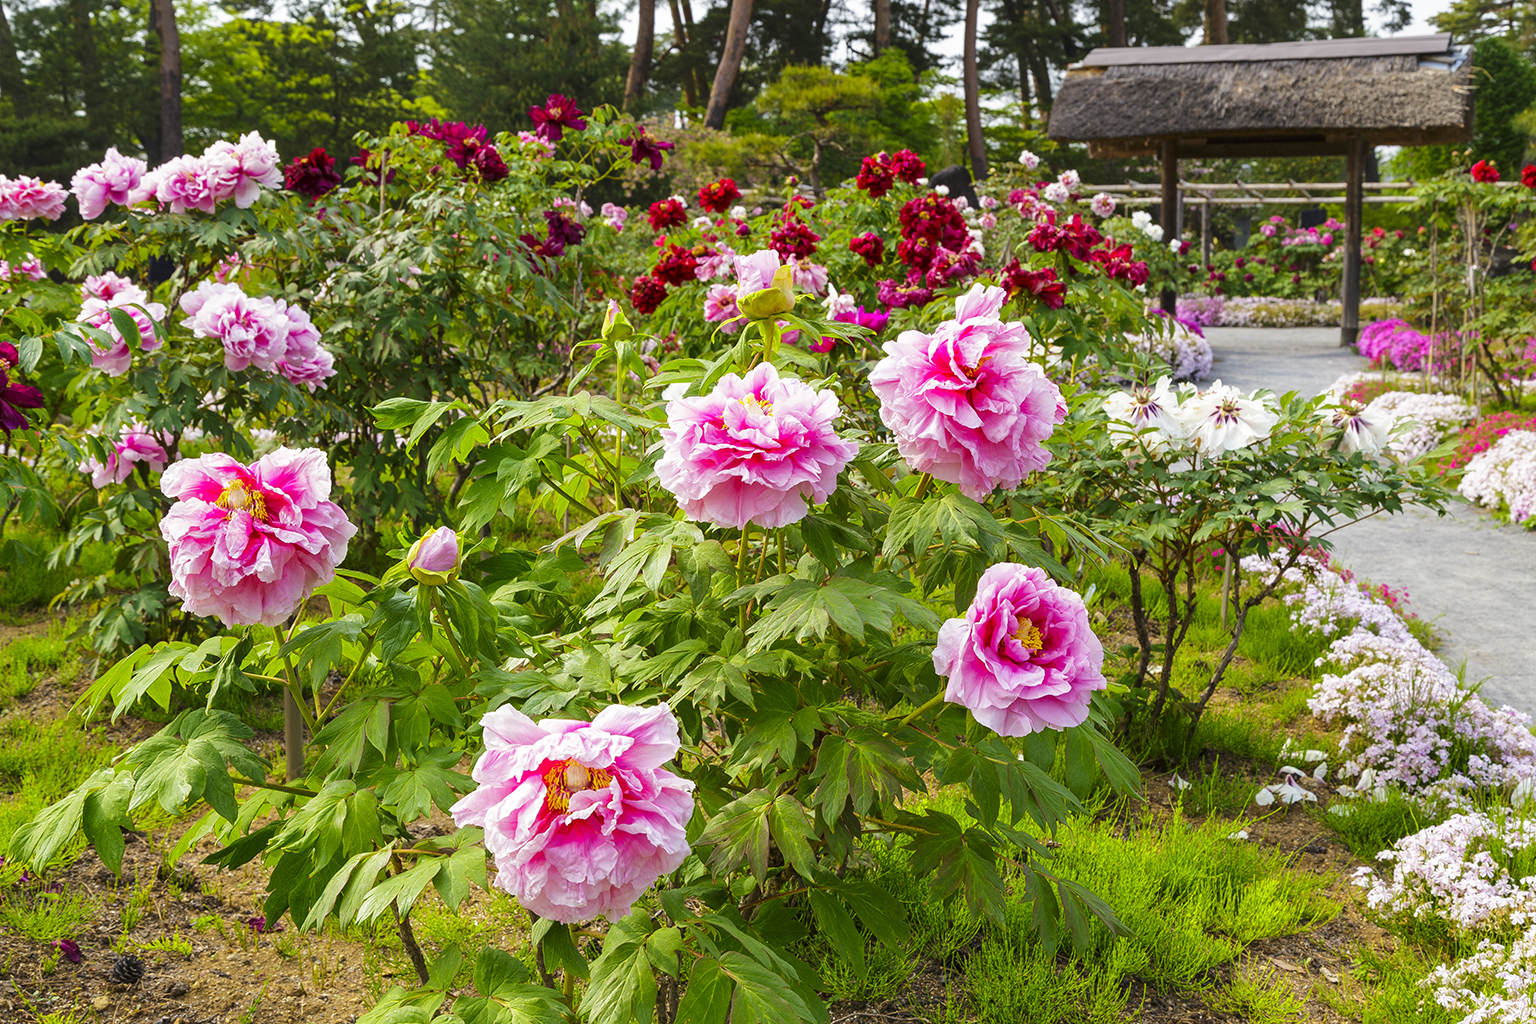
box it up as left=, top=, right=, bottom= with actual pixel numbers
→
left=1340, top=136, right=1364, bottom=348
left=1160, top=139, right=1178, bottom=314
left=1201, top=198, right=1211, bottom=269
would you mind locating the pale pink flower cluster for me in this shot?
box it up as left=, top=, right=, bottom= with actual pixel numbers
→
left=789, top=258, right=828, bottom=296
left=70, top=147, right=147, bottom=220
left=1460, top=430, right=1536, bottom=525
left=600, top=202, right=627, bottom=232
left=0, top=254, right=45, bottom=283
left=1363, top=389, right=1474, bottom=461
left=1425, top=924, right=1536, bottom=1022
left=159, top=447, right=356, bottom=626
left=180, top=282, right=335, bottom=390
left=518, top=131, right=556, bottom=159
left=934, top=562, right=1105, bottom=736
left=77, top=422, right=173, bottom=488
left=0, top=175, right=68, bottom=221
left=869, top=284, right=1065, bottom=500
left=656, top=362, right=857, bottom=528
left=1128, top=320, right=1212, bottom=382
left=78, top=279, right=167, bottom=377
left=1361, top=811, right=1536, bottom=931
left=694, top=243, right=736, bottom=281
left=450, top=703, right=694, bottom=923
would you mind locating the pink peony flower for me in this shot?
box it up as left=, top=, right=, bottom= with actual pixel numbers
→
left=656, top=362, right=858, bottom=529
left=868, top=283, right=1065, bottom=500
left=179, top=282, right=291, bottom=372
left=600, top=201, right=627, bottom=232
left=790, top=259, right=828, bottom=296
left=408, top=526, right=460, bottom=584
left=933, top=562, right=1106, bottom=736
left=72, top=148, right=148, bottom=220
left=702, top=283, right=741, bottom=332
left=204, top=132, right=282, bottom=208
left=0, top=176, right=68, bottom=221
left=78, top=422, right=172, bottom=488
left=140, top=155, right=234, bottom=214
left=450, top=703, right=695, bottom=924
left=158, top=447, right=357, bottom=626
left=271, top=303, right=336, bottom=392
left=79, top=284, right=166, bottom=377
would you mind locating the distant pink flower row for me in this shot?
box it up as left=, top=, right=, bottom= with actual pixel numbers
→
left=68, top=134, right=282, bottom=220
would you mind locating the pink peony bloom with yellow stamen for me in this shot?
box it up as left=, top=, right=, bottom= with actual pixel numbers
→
left=0, top=175, right=68, bottom=221
left=158, top=448, right=357, bottom=626
left=450, top=703, right=694, bottom=924
left=656, top=362, right=858, bottom=529
left=934, top=562, right=1106, bottom=736
left=71, top=148, right=147, bottom=220
left=869, top=283, right=1064, bottom=501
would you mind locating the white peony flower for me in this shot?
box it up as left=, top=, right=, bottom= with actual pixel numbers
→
left=1018, top=150, right=1040, bottom=170
left=1327, top=399, right=1394, bottom=456
left=1172, top=380, right=1279, bottom=458
left=1090, top=192, right=1116, bottom=217
left=1103, top=376, right=1187, bottom=453
left=1042, top=182, right=1070, bottom=204
left=1057, top=169, right=1081, bottom=190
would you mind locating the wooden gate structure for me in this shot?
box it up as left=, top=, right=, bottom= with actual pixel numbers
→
left=1046, top=34, right=1474, bottom=346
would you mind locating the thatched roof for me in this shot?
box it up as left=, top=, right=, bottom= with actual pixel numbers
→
left=1048, top=35, right=1473, bottom=159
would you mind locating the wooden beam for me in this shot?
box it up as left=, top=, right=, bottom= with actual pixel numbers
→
left=1340, top=137, right=1364, bottom=348
left=1160, top=139, right=1178, bottom=314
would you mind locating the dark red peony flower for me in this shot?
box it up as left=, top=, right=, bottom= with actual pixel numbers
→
left=769, top=219, right=820, bottom=260
left=1470, top=159, right=1500, bottom=183
left=473, top=145, right=509, bottom=183
left=856, top=153, right=896, bottom=198
left=631, top=276, right=667, bottom=314
left=545, top=209, right=586, bottom=250
left=877, top=278, right=934, bottom=309
left=0, top=342, right=43, bottom=439
left=622, top=126, right=675, bottom=171
left=1002, top=260, right=1066, bottom=309
left=529, top=94, right=587, bottom=143
left=652, top=244, right=699, bottom=286
left=284, top=147, right=342, bottom=198
left=1091, top=244, right=1148, bottom=286
left=1522, top=164, right=1536, bottom=188
left=647, top=198, right=687, bottom=232
left=697, top=178, right=741, bottom=214
left=850, top=231, right=885, bottom=266
left=889, top=148, right=926, bottom=184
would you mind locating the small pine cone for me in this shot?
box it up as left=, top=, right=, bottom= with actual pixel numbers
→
left=109, top=954, right=145, bottom=985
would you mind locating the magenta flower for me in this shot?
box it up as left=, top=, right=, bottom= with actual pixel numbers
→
left=529, top=94, right=587, bottom=142
left=204, top=132, right=282, bottom=208
left=656, top=362, right=858, bottom=529
left=408, top=526, right=460, bottom=585
left=71, top=148, right=147, bottom=220
left=933, top=563, right=1106, bottom=736
left=450, top=703, right=694, bottom=924
left=0, top=342, right=42, bottom=440
left=158, top=448, right=357, bottom=627
left=78, top=423, right=172, bottom=489
left=868, top=283, right=1064, bottom=500
left=0, top=175, right=68, bottom=221
left=79, top=284, right=166, bottom=377
left=180, top=282, right=292, bottom=373
left=620, top=126, right=674, bottom=171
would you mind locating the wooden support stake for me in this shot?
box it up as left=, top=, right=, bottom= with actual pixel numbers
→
left=1340, top=137, right=1364, bottom=348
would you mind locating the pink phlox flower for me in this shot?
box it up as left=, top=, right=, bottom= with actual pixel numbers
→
left=868, top=283, right=1065, bottom=500
left=204, top=132, right=282, bottom=208
left=78, top=422, right=173, bottom=488
left=158, top=447, right=357, bottom=626
left=517, top=131, right=556, bottom=160
left=450, top=703, right=695, bottom=924
left=656, top=362, right=858, bottom=529
left=79, top=285, right=166, bottom=377
left=179, top=282, right=291, bottom=372
left=71, top=147, right=147, bottom=220
left=934, top=562, right=1105, bottom=736
left=11, top=254, right=44, bottom=281
left=0, top=175, right=68, bottom=221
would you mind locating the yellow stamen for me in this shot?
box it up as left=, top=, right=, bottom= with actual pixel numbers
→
left=1017, top=624, right=1044, bottom=651
left=543, top=759, right=614, bottom=813
left=738, top=395, right=773, bottom=416
left=217, top=481, right=268, bottom=521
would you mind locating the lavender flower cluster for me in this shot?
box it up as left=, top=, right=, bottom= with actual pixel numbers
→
left=1362, top=812, right=1536, bottom=931
left=1129, top=318, right=1213, bottom=381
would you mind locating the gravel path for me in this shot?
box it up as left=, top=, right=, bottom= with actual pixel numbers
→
left=1203, top=327, right=1536, bottom=715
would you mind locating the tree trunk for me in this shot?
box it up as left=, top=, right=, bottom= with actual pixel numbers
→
left=1015, top=49, right=1031, bottom=126
left=1029, top=46, right=1053, bottom=112
left=69, top=0, right=106, bottom=138
left=704, top=0, right=753, bottom=130
left=1204, top=0, right=1228, bottom=44
left=664, top=0, right=696, bottom=108
left=152, top=0, right=182, bottom=158
left=0, top=1, right=29, bottom=120
left=624, top=0, right=655, bottom=108
left=963, top=0, right=987, bottom=178
left=874, top=0, right=890, bottom=54
left=1107, top=0, right=1125, bottom=46
left=679, top=0, right=708, bottom=112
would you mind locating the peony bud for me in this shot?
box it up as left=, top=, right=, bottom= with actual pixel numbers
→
left=408, top=526, right=460, bottom=585
left=737, top=264, right=796, bottom=320
left=602, top=299, right=634, bottom=341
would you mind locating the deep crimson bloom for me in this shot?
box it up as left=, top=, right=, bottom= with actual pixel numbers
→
left=1470, top=160, right=1500, bottom=183
left=647, top=198, right=687, bottom=232
left=1028, top=221, right=1064, bottom=253
left=1091, top=244, right=1149, bottom=287
left=1002, top=260, right=1066, bottom=309
left=697, top=178, right=741, bottom=214
left=631, top=276, right=667, bottom=314
left=1059, top=216, right=1102, bottom=261
left=529, top=94, right=587, bottom=142
left=877, top=278, right=934, bottom=309
left=283, top=148, right=341, bottom=198
left=896, top=194, right=970, bottom=282
left=769, top=219, right=820, bottom=260
left=653, top=244, right=699, bottom=286
left=856, top=153, right=896, bottom=198
left=545, top=209, right=587, bottom=250
left=850, top=232, right=885, bottom=266
left=622, top=126, right=675, bottom=171
left=0, top=342, right=42, bottom=439
left=473, top=145, right=509, bottom=182
left=1523, top=164, right=1536, bottom=188
left=522, top=232, right=564, bottom=260
left=889, top=148, right=926, bottom=184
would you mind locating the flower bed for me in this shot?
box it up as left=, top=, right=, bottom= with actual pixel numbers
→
left=1173, top=294, right=1404, bottom=329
